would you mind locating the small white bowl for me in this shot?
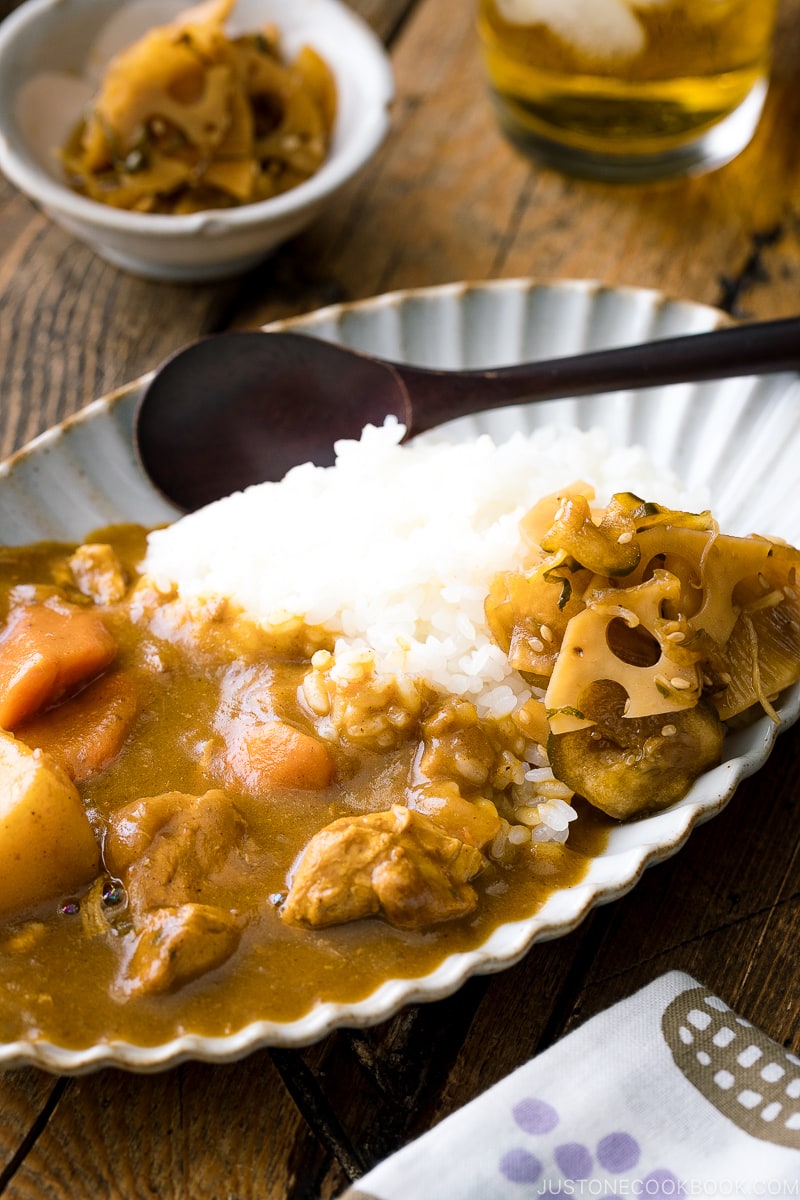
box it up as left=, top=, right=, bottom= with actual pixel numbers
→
left=0, top=0, right=393, bottom=281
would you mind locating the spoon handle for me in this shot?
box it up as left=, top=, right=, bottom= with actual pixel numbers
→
left=405, top=315, right=800, bottom=436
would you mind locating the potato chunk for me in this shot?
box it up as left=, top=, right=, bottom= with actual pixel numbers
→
left=0, top=730, right=100, bottom=918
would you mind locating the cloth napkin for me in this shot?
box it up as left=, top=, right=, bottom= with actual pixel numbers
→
left=340, top=972, right=800, bottom=1200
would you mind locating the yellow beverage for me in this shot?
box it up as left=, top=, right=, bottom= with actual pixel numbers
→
left=477, top=0, right=778, bottom=179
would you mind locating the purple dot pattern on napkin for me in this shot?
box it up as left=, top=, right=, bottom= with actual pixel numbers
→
left=554, top=1142, right=593, bottom=1180
left=499, top=1148, right=542, bottom=1183
left=499, top=1096, right=683, bottom=1192
left=597, top=1132, right=640, bottom=1172
left=512, top=1098, right=559, bottom=1135
left=642, top=1169, right=683, bottom=1197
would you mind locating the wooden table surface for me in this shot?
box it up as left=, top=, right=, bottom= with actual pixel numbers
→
left=1, top=0, right=799, bottom=1196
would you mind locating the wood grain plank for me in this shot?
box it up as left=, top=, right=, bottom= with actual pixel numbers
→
left=0, top=1075, right=64, bottom=1191
left=233, top=0, right=528, bottom=331
left=0, top=0, right=407, bottom=461
left=238, top=0, right=800, bottom=333
left=414, top=723, right=800, bottom=1139
left=1, top=1054, right=325, bottom=1200
left=296, top=913, right=625, bottom=1198
left=338, top=0, right=416, bottom=40
left=0, top=0, right=798, bottom=1197
left=484, top=1, right=800, bottom=317
left=0, top=196, right=238, bottom=459
left=572, top=728, right=800, bottom=1047
left=0, top=5, right=418, bottom=1193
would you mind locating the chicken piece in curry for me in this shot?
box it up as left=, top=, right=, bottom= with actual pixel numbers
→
left=0, top=486, right=799, bottom=1048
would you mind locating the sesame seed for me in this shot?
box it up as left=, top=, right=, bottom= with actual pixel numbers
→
left=666, top=630, right=686, bottom=642
left=719, top=672, right=732, bottom=685
left=530, top=637, right=545, bottom=653
left=661, top=724, right=678, bottom=737
left=540, top=625, right=554, bottom=643
left=123, top=148, right=146, bottom=173
left=617, top=531, right=634, bottom=544
left=671, top=676, right=692, bottom=690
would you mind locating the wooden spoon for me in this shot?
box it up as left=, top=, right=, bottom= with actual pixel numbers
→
left=135, top=316, right=800, bottom=511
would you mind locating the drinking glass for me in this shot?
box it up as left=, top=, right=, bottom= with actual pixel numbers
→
left=477, top=0, right=779, bottom=181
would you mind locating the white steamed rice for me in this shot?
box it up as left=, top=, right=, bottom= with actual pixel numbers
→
left=144, top=419, right=705, bottom=719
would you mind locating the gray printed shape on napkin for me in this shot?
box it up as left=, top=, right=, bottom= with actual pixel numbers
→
left=662, top=985, right=800, bottom=1149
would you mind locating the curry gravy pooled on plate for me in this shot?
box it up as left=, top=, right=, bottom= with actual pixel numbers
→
left=1, top=421, right=799, bottom=1048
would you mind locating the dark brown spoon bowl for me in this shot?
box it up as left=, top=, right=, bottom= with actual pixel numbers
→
left=135, top=316, right=800, bottom=512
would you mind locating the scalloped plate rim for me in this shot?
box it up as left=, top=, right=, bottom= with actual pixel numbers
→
left=0, top=276, right=798, bottom=1073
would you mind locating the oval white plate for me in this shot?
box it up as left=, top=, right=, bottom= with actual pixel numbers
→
left=1, top=278, right=799, bottom=1073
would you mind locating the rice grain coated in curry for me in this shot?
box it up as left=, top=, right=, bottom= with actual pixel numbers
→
left=1, top=420, right=799, bottom=1049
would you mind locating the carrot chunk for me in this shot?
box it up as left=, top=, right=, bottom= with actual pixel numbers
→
left=224, top=721, right=335, bottom=792
left=0, top=602, right=117, bottom=730
left=16, top=671, right=139, bottom=782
